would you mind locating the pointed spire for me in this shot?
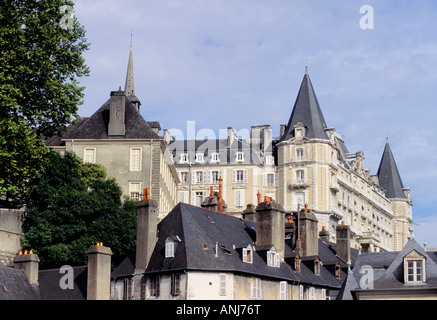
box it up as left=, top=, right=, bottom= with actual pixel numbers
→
left=280, top=71, right=329, bottom=141
left=377, top=141, right=407, bottom=199
left=125, top=43, right=136, bottom=97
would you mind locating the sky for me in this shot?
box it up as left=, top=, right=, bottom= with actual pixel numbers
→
left=72, top=0, right=437, bottom=247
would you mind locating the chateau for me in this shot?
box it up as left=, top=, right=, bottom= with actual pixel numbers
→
left=170, top=69, right=413, bottom=253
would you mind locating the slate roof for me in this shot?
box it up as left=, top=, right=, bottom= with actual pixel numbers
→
left=377, top=142, right=407, bottom=199
left=340, top=238, right=437, bottom=299
left=61, top=92, right=161, bottom=141
left=280, top=73, right=329, bottom=141
left=114, top=202, right=357, bottom=294
left=0, top=266, right=40, bottom=300
left=38, top=266, right=88, bottom=300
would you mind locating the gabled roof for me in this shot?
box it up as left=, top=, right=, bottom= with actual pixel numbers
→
left=63, top=93, right=160, bottom=140
left=377, top=141, right=406, bottom=199
left=280, top=72, right=329, bottom=141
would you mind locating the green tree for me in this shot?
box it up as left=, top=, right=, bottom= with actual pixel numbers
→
left=23, top=152, right=137, bottom=270
left=0, top=0, right=90, bottom=207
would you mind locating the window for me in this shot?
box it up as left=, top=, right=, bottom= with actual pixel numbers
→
left=179, top=191, right=189, bottom=203
left=194, top=171, right=204, bottom=184
left=251, top=278, right=262, bottom=300
left=265, top=173, right=276, bottom=187
left=335, top=263, right=341, bottom=279
left=404, top=251, right=426, bottom=284
left=180, top=153, right=188, bottom=163
left=195, top=153, right=204, bottom=163
left=296, top=170, right=305, bottom=181
left=165, top=240, right=175, bottom=258
left=84, top=148, right=96, bottom=164
left=129, top=182, right=141, bottom=201
left=194, top=191, right=204, bottom=206
left=211, top=153, right=220, bottom=163
left=123, top=278, right=133, bottom=300
left=233, top=169, right=248, bottom=184
left=171, top=273, right=181, bottom=296
left=296, top=148, right=304, bottom=161
left=299, top=285, right=304, bottom=300
left=279, top=282, right=287, bottom=300
left=140, top=277, right=147, bottom=300
left=265, top=156, right=274, bottom=166
left=179, top=171, right=189, bottom=185
left=309, top=287, right=315, bottom=300
left=235, top=189, right=245, bottom=207
left=149, top=275, right=160, bottom=297
left=322, top=289, right=327, bottom=300
left=243, top=246, right=253, bottom=264
left=219, top=274, right=227, bottom=296
left=267, top=251, right=280, bottom=268
left=295, top=128, right=303, bottom=137
left=210, top=171, right=220, bottom=185
left=407, top=260, right=424, bottom=283
left=130, top=148, right=142, bottom=171
left=236, top=152, right=245, bottom=162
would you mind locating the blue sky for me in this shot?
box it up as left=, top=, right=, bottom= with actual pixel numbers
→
left=72, top=0, right=437, bottom=246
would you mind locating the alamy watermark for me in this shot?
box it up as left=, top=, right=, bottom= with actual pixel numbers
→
left=59, top=5, right=75, bottom=30
left=359, top=265, right=374, bottom=289
left=59, top=265, right=74, bottom=290
left=360, top=5, right=374, bottom=30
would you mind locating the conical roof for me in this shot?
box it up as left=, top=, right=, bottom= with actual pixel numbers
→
left=377, top=141, right=406, bottom=199
left=125, top=44, right=136, bottom=97
left=280, top=72, right=329, bottom=141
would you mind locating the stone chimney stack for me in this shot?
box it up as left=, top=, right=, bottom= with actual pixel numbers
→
left=108, top=89, right=126, bottom=136
left=87, top=243, right=112, bottom=300
left=255, top=199, right=286, bottom=260
left=336, top=222, right=351, bottom=263
left=298, top=206, right=319, bottom=257
left=13, top=251, right=40, bottom=285
left=135, top=189, right=159, bottom=273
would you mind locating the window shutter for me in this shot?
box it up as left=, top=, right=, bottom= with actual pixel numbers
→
left=263, top=173, right=267, bottom=187
left=244, top=170, right=248, bottom=184
left=192, top=171, right=196, bottom=184
left=276, top=253, right=280, bottom=267
left=267, top=252, right=271, bottom=266
left=275, top=173, right=278, bottom=186
left=232, top=170, right=236, bottom=184
left=219, top=274, right=227, bottom=296
left=299, top=285, right=304, bottom=300
left=243, top=249, right=247, bottom=263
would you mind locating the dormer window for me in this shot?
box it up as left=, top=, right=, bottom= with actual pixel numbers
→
left=165, top=236, right=181, bottom=258
left=265, top=155, right=274, bottom=166
left=236, top=152, right=245, bottom=162
left=180, top=153, right=188, bottom=164
left=243, top=245, right=254, bottom=264
left=210, top=153, right=220, bottom=163
left=165, top=240, right=175, bottom=258
left=335, top=262, right=341, bottom=279
left=404, top=250, right=426, bottom=284
left=195, top=153, right=204, bottom=163
left=267, top=250, right=280, bottom=268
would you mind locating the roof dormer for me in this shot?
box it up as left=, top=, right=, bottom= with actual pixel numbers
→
left=403, top=250, right=426, bottom=285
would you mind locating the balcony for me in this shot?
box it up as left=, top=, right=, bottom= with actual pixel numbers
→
left=288, top=179, right=311, bottom=189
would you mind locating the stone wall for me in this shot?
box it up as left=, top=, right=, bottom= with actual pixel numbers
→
left=0, top=208, right=24, bottom=266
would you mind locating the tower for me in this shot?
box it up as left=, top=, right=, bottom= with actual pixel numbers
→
left=124, top=43, right=141, bottom=112
left=377, top=140, right=413, bottom=250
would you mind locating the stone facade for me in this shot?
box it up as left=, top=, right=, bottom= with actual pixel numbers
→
left=0, top=208, right=24, bottom=267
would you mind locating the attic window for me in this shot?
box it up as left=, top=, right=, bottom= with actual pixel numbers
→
left=180, top=153, right=188, bottom=164
left=243, top=246, right=253, bottom=264
left=404, top=250, right=426, bottom=284
left=195, top=153, right=204, bottom=163
left=165, top=241, right=175, bottom=258
left=267, top=250, right=280, bottom=268
left=236, top=152, right=245, bottom=162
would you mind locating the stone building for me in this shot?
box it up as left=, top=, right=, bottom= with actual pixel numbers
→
left=111, top=189, right=359, bottom=300
left=170, top=70, right=413, bottom=252
left=45, top=45, right=179, bottom=219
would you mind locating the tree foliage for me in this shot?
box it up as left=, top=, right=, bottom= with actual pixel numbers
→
left=0, top=0, right=90, bottom=207
left=23, top=152, right=137, bottom=270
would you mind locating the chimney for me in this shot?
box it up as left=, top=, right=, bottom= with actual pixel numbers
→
left=242, top=203, right=256, bottom=221
left=255, top=199, right=286, bottom=260
left=108, top=89, right=126, bottom=136
left=218, top=177, right=224, bottom=213
left=298, top=207, right=319, bottom=257
left=319, top=226, right=330, bottom=241
left=262, top=126, right=272, bottom=153
left=201, top=186, right=219, bottom=212
left=336, top=222, right=351, bottom=263
left=135, top=189, right=159, bottom=273
left=87, top=243, right=112, bottom=300
left=13, top=251, right=40, bottom=285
